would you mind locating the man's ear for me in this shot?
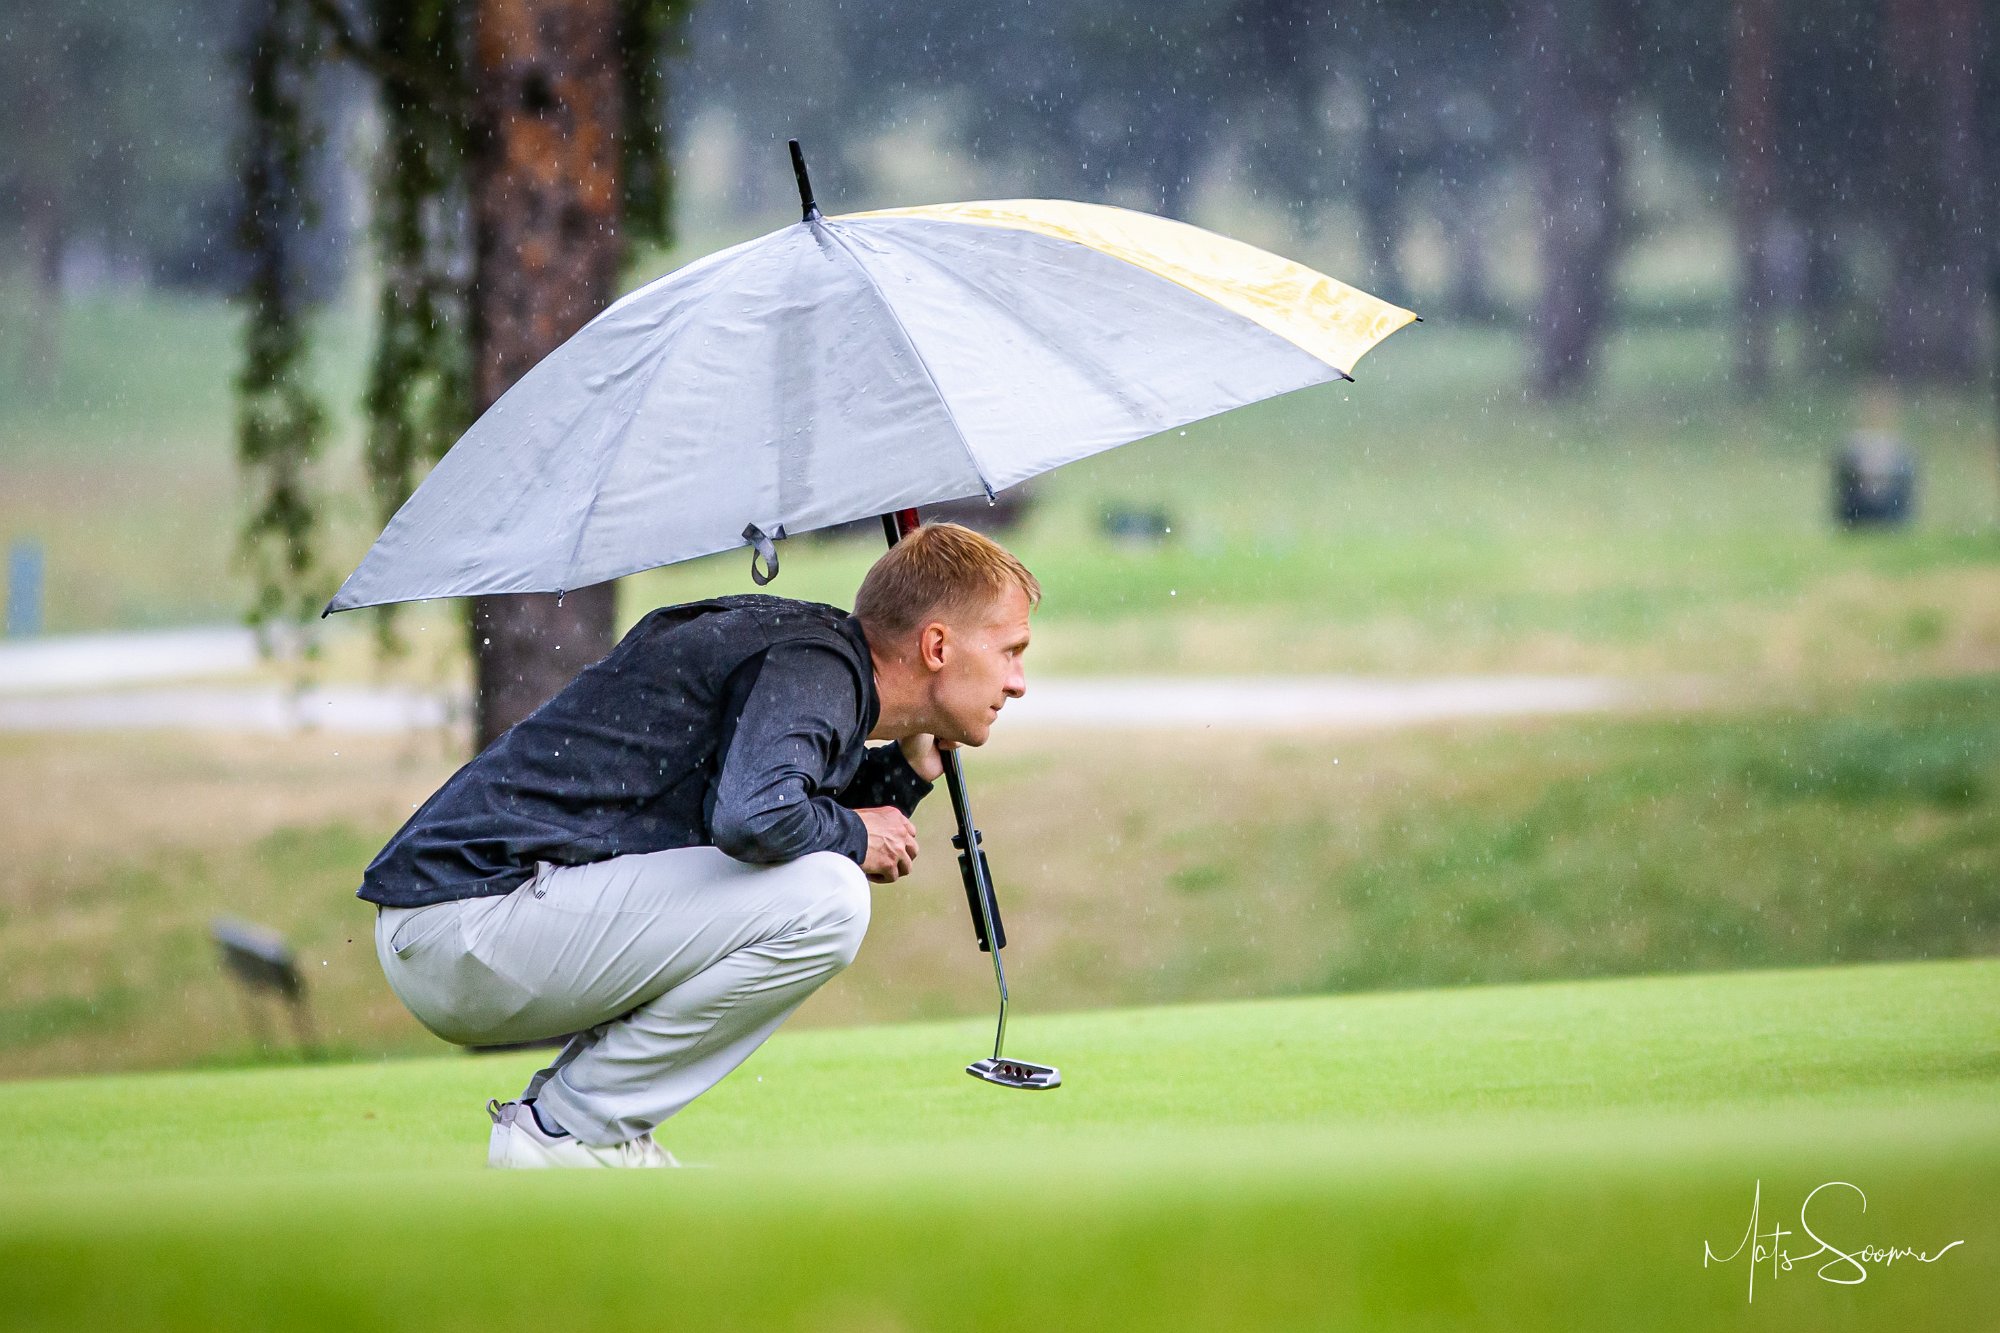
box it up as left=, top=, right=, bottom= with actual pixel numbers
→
left=919, top=621, right=949, bottom=672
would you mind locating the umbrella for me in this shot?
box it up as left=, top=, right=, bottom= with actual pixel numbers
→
left=328, top=142, right=1417, bottom=1089
left=325, top=144, right=1415, bottom=613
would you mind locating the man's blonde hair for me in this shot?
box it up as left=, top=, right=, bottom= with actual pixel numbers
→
left=853, top=522, right=1041, bottom=640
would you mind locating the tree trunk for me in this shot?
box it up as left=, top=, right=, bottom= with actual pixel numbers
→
left=15, top=39, right=65, bottom=391
left=467, top=0, right=626, bottom=751
left=1139, top=95, right=1202, bottom=222
left=1356, top=56, right=1407, bottom=309
left=1798, top=219, right=1847, bottom=374
left=16, top=185, right=63, bottom=391
left=1523, top=0, right=1632, bottom=400
left=1878, top=0, right=1985, bottom=382
left=1729, top=0, right=1779, bottom=393
left=1438, top=150, right=1497, bottom=321
left=1991, top=249, right=2000, bottom=505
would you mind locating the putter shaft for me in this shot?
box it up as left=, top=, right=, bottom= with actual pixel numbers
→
left=942, top=745, right=1009, bottom=1060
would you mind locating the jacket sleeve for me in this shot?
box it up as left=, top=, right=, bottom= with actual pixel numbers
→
left=708, top=642, right=872, bottom=865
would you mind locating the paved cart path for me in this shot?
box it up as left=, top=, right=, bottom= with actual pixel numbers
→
left=0, top=627, right=1639, bottom=735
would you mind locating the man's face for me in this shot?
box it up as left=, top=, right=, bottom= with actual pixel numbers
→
left=925, top=583, right=1031, bottom=746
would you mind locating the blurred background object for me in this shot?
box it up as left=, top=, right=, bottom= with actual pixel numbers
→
left=212, top=916, right=319, bottom=1057
left=1099, top=504, right=1175, bottom=546
left=920, top=484, right=1040, bottom=535
left=5, top=540, right=43, bottom=637
left=1834, top=385, right=1917, bottom=528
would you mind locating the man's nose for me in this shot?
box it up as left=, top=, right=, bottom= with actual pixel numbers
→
left=1005, top=666, right=1026, bottom=698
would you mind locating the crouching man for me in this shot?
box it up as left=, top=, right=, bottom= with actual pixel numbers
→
left=361, top=523, right=1038, bottom=1167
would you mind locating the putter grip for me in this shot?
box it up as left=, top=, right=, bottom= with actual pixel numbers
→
left=953, top=831, right=1007, bottom=952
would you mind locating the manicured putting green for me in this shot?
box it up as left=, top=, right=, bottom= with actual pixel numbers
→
left=1, top=958, right=1994, bottom=1330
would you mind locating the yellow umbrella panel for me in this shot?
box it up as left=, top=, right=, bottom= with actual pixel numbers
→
left=846, top=198, right=1415, bottom=380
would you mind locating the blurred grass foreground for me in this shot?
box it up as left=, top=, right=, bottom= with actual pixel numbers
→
left=0, top=958, right=1994, bottom=1331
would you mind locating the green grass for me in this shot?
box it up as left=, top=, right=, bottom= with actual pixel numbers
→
left=0, top=275, right=376, bottom=631
left=612, top=316, right=2000, bottom=682
left=0, top=958, right=1994, bottom=1329
left=5, top=676, right=1997, bottom=1078
left=617, top=320, right=2000, bottom=679
left=2, top=268, right=1994, bottom=679
left=1303, top=673, right=2000, bottom=992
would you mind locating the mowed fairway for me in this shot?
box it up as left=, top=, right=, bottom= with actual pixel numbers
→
left=0, top=958, right=1994, bottom=1330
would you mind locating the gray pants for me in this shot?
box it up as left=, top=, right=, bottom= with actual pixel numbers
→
left=374, top=845, right=870, bottom=1146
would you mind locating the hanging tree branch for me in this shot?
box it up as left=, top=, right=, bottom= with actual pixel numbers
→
left=361, top=0, right=476, bottom=653
left=301, top=0, right=473, bottom=117
left=620, top=0, right=695, bottom=249
left=235, top=0, right=333, bottom=638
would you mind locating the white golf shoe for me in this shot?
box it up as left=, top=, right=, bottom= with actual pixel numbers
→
left=485, top=1099, right=680, bottom=1169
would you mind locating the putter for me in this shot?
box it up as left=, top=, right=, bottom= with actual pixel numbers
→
left=880, top=509, right=1061, bottom=1091
left=944, top=749, right=1061, bottom=1090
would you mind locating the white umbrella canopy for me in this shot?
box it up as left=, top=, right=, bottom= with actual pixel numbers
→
left=325, top=175, right=1416, bottom=614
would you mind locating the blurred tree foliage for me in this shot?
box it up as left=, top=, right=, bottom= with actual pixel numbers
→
left=0, top=0, right=1990, bottom=635
left=0, top=0, right=245, bottom=384
left=9, top=0, right=1991, bottom=393
left=236, top=0, right=332, bottom=632
left=688, top=0, right=1991, bottom=398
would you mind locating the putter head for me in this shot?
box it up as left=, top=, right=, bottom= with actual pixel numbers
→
left=967, top=1057, right=1061, bottom=1090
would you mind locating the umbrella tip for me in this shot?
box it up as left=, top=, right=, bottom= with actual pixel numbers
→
left=788, top=140, right=820, bottom=223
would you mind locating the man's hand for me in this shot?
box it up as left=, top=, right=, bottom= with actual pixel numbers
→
left=857, top=806, right=919, bottom=883
left=897, top=733, right=958, bottom=784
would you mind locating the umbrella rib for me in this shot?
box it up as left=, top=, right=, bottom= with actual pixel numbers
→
left=819, top=223, right=997, bottom=503
left=887, top=231, right=1169, bottom=420
left=556, top=241, right=773, bottom=591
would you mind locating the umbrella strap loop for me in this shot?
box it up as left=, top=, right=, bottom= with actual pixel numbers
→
left=743, top=522, right=786, bottom=586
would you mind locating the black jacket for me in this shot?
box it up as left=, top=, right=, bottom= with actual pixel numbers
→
left=358, top=594, right=934, bottom=908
